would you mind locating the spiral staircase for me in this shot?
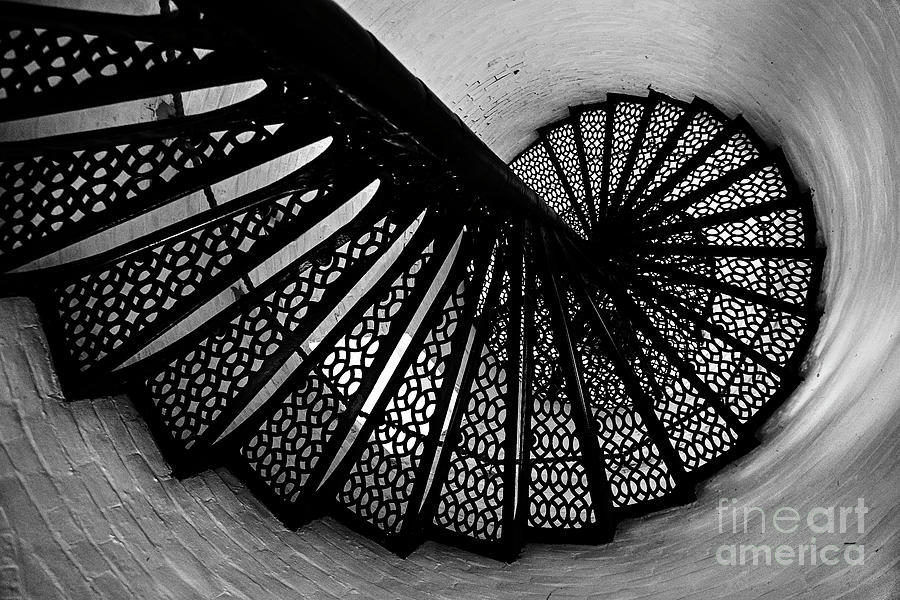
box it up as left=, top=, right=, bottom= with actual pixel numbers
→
left=0, top=0, right=822, bottom=560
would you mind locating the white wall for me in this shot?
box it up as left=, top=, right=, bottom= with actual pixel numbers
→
left=0, top=0, right=897, bottom=598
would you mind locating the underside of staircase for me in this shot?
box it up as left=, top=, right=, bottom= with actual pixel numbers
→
left=0, top=0, right=823, bottom=560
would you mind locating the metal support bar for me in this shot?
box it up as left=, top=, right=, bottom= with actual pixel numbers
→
left=614, top=287, right=746, bottom=435
left=627, top=276, right=787, bottom=375
left=411, top=234, right=505, bottom=552
left=540, top=135, right=592, bottom=235
left=616, top=106, right=694, bottom=218
left=179, top=0, right=580, bottom=245
left=501, top=221, right=526, bottom=558
left=540, top=232, right=615, bottom=537
left=609, top=96, right=653, bottom=215
left=570, top=112, right=598, bottom=230
left=641, top=193, right=800, bottom=240
left=637, top=155, right=771, bottom=230
left=635, top=243, right=824, bottom=260
left=555, top=235, right=691, bottom=492
left=614, top=255, right=807, bottom=316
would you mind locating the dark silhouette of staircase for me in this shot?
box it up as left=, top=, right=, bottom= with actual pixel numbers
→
left=0, top=0, right=822, bottom=560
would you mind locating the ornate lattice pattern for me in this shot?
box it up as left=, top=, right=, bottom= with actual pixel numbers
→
left=622, top=99, right=685, bottom=201
left=237, top=237, right=440, bottom=506
left=434, top=268, right=513, bottom=541
left=511, top=144, right=587, bottom=239
left=54, top=190, right=318, bottom=371
left=0, top=18, right=240, bottom=111
left=526, top=280, right=595, bottom=529
left=338, top=278, right=468, bottom=533
left=141, top=210, right=404, bottom=450
left=318, top=239, right=438, bottom=399
left=630, top=327, right=738, bottom=472
left=643, top=131, right=762, bottom=222
left=240, top=369, right=344, bottom=503
left=577, top=107, right=607, bottom=222
left=630, top=110, right=726, bottom=217
left=607, top=100, right=646, bottom=201
left=662, top=164, right=788, bottom=227
left=559, top=282, right=675, bottom=507
left=545, top=124, right=586, bottom=210
left=0, top=118, right=291, bottom=268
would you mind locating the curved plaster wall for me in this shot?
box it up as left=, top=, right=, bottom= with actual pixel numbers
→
left=0, top=0, right=898, bottom=598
